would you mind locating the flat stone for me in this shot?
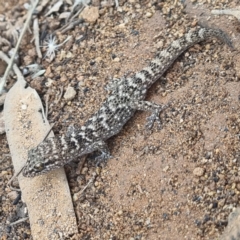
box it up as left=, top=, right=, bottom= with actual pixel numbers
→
left=4, top=80, right=78, bottom=239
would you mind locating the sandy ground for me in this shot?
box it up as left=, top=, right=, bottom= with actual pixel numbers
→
left=0, top=0, right=240, bottom=239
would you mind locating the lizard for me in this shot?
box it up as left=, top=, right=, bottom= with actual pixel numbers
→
left=22, top=27, right=232, bottom=177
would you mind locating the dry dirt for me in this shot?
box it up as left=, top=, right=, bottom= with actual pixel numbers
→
left=1, top=0, right=240, bottom=239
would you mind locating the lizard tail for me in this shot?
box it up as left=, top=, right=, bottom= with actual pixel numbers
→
left=135, top=27, right=232, bottom=88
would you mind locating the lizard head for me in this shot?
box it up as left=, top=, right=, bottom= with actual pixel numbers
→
left=22, top=138, right=63, bottom=177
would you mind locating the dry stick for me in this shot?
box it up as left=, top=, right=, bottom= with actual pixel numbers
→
left=10, top=217, right=29, bottom=226
left=40, top=123, right=55, bottom=143
left=77, top=172, right=97, bottom=197
left=115, top=0, right=119, bottom=8
left=69, top=5, right=84, bottom=22
left=0, top=153, right=11, bottom=165
left=67, top=1, right=84, bottom=22
left=33, top=18, right=42, bottom=58
left=0, top=0, right=39, bottom=92
left=76, top=155, right=87, bottom=175
left=0, top=51, right=24, bottom=82
left=45, top=93, right=49, bottom=118
left=56, top=86, right=64, bottom=104
left=57, top=19, right=82, bottom=34
left=7, top=165, right=25, bottom=192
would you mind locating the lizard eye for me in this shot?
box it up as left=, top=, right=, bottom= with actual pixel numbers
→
left=34, top=162, right=44, bottom=171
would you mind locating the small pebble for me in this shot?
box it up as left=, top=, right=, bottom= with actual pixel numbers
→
left=113, top=57, right=120, bottom=62
left=193, top=167, right=205, bottom=177
left=7, top=191, right=18, bottom=201
left=163, top=165, right=169, bottom=172
left=146, top=12, right=152, bottom=18
left=64, top=86, right=77, bottom=101
left=80, top=6, right=99, bottom=24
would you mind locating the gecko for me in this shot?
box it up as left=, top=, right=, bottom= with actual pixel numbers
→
left=22, top=27, right=232, bottom=177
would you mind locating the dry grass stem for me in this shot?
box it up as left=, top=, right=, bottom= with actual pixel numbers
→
left=33, top=18, right=42, bottom=58
left=0, top=51, right=24, bottom=82
left=0, top=0, right=39, bottom=93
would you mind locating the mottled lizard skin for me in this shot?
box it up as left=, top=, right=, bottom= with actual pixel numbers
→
left=22, top=27, right=232, bottom=177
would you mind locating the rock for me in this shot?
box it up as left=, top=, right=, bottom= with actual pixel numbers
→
left=30, top=77, right=45, bottom=92
left=80, top=6, right=99, bottom=24
left=163, top=165, right=169, bottom=172
left=193, top=167, right=205, bottom=177
left=146, top=12, right=152, bottom=18
left=45, top=66, right=52, bottom=76
left=64, top=86, right=77, bottom=101
left=7, top=191, right=18, bottom=201
left=28, top=48, right=36, bottom=57
left=113, top=57, right=120, bottom=62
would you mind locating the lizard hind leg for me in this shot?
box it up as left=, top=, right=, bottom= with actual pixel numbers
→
left=130, top=100, right=169, bottom=130
left=95, top=149, right=113, bottom=166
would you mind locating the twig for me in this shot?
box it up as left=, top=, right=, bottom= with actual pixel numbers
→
left=0, top=153, right=11, bottom=164
left=76, top=172, right=97, bottom=197
left=40, top=123, right=55, bottom=144
left=10, top=217, right=29, bottom=226
left=45, top=93, right=49, bottom=118
left=76, top=155, right=87, bottom=175
left=0, top=165, right=13, bottom=171
left=115, top=0, right=119, bottom=8
left=0, top=51, right=24, bottom=81
left=57, top=19, right=83, bottom=34
left=7, top=165, right=25, bottom=192
left=69, top=5, right=84, bottom=22
left=0, top=0, right=39, bottom=93
left=67, top=0, right=89, bottom=22
left=33, top=18, right=42, bottom=58
left=56, top=86, right=64, bottom=104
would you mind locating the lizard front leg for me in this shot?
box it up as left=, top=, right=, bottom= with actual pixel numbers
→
left=130, top=100, right=169, bottom=129
left=84, top=140, right=112, bottom=164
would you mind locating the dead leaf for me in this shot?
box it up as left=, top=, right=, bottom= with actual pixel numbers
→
left=0, top=22, right=7, bottom=31
left=45, top=0, right=64, bottom=16
left=36, top=0, right=49, bottom=13
left=0, top=36, right=11, bottom=47
left=65, top=0, right=73, bottom=5
left=59, top=12, right=71, bottom=19
left=4, top=22, right=19, bottom=45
